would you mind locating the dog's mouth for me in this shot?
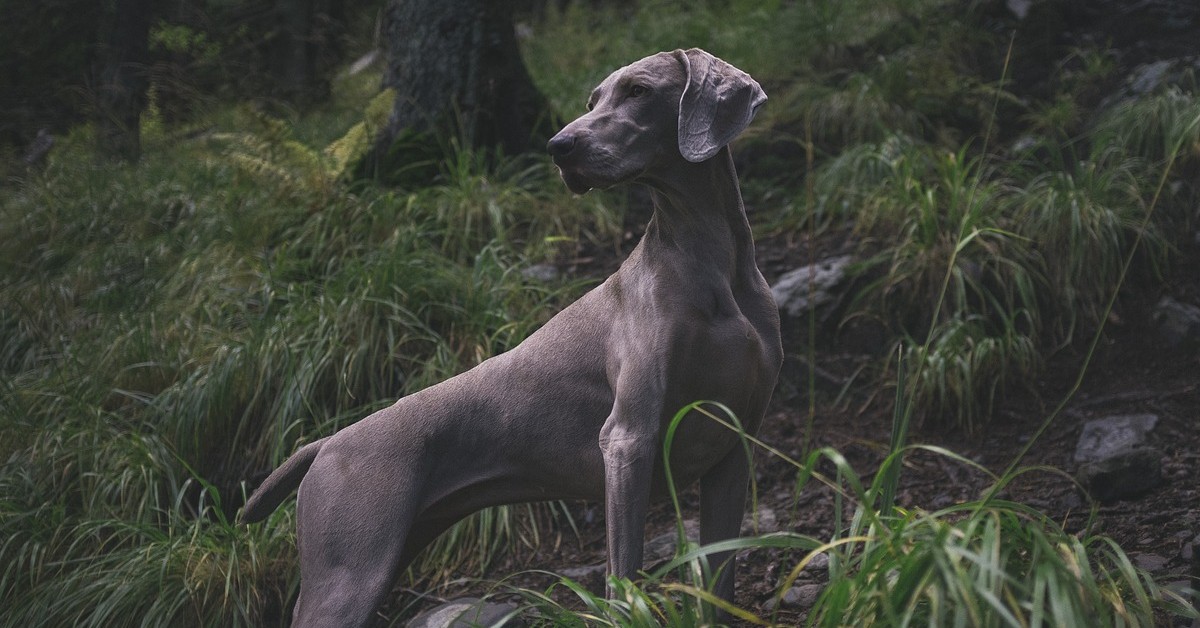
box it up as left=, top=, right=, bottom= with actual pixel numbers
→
left=554, top=156, right=609, bottom=195
left=554, top=163, right=597, bottom=195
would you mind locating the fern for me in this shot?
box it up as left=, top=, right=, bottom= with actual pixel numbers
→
left=209, top=88, right=396, bottom=198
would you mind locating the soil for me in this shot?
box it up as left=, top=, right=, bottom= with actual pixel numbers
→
left=401, top=214, right=1200, bottom=625
left=397, top=3, right=1200, bottom=623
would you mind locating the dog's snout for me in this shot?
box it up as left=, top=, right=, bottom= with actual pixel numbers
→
left=547, top=133, right=577, bottom=158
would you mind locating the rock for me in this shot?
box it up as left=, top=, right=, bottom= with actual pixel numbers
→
left=1077, top=447, right=1164, bottom=503
left=1153, top=296, right=1200, bottom=347
left=1132, top=552, right=1170, bottom=573
left=407, top=597, right=520, bottom=628
left=791, top=552, right=830, bottom=582
left=770, top=255, right=852, bottom=318
left=779, top=583, right=825, bottom=610
left=1129, top=60, right=1174, bottom=95
left=642, top=520, right=699, bottom=567
left=1073, top=414, right=1159, bottom=463
left=634, top=508, right=783, bottom=573
left=521, top=263, right=560, bottom=283
left=558, top=562, right=606, bottom=582
left=741, top=505, right=779, bottom=535
left=805, top=552, right=830, bottom=572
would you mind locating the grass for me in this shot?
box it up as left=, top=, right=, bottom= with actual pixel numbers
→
left=0, top=62, right=617, bottom=625
left=508, top=404, right=1198, bottom=626
left=3, top=0, right=1200, bottom=624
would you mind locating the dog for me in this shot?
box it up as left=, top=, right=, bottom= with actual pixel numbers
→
left=241, top=48, right=781, bottom=626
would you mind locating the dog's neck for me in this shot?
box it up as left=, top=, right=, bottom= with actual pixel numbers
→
left=637, top=147, right=756, bottom=279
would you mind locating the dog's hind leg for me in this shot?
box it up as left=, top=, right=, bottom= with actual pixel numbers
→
left=289, top=452, right=419, bottom=628
left=699, top=443, right=752, bottom=604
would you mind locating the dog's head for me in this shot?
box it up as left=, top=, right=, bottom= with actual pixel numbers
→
left=548, top=48, right=766, bottom=194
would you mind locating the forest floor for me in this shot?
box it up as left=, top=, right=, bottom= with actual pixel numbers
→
left=405, top=212, right=1200, bottom=626
left=399, top=3, right=1200, bottom=623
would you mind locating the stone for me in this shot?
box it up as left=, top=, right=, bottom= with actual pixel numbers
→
left=779, top=583, right=825, bottom=610
left=1153, top=296, right=1200, bottom=347
left=1076, top=447, right=1164, bottom=503
left=407, top=597, right=520, bottom=628
left=1129, top=60, right=1174, bottom=95
left=805, top=552, right=830, bottom=572
left=770, top=255, right=852, bottom=317
left=1073, top=414, right=1159, bottom=463
left=641, top=519, right=699, bottom=567
left=1132, top=553, right=1170, bottom=573
left=558, top=563, right=606, bottom=582
left=741, top=505, right=779, bottom=535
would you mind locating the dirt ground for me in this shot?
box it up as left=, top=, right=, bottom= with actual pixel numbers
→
left=402, top=6, right=1200, bottom=620
left=402, top=221, right=1198, bottom=625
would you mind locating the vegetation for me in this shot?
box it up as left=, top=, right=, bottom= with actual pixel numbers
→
left=2, top=0, right=1199, bottom=625
left=514, top=404, right=1194, bottom=626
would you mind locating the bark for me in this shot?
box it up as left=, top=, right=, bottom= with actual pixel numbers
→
left=94, top=0, right=152, bottom=161
left=375, top=0, right=550, bottom=161
left=270, top=0, right=344, bottom=105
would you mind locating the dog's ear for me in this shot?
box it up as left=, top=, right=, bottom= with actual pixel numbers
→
left=675, top=48, right=767, bottom=163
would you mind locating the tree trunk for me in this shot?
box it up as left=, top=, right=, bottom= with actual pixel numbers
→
left=375, top=0, right=550, bottom=164
left=94, top=0, right=152, bottom=162
left=270, top=0, right=344, bottom=106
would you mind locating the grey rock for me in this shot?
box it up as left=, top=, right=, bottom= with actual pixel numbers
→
left=805, top=552, right=830, bottom=572
left=1132, top=552, right=1170, bottom=573
left=1130, top=60, right=1174, bottom=95
left=407, top=597, right=519, bottom=628
left=1077, top=447, right=1164, bottom=503
left=642, top=519, right=699, bottom=567
left=558, top=563, right=606, bottom=581
left=741, top=505, right=779, bottom=535
left=770, top=255, right=852, bottom=317
left=1153, top=296, right=1200, bottom=347
left=638, top=507, right=784, bottom=570
left=1074, top=414, right=1159, bottom=463
left=779, top=583, right=825, bottom=610
left=791, top=552, right=830, bottom=582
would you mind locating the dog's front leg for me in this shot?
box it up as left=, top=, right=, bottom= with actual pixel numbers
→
left=598, top=400, right=660, bottom=593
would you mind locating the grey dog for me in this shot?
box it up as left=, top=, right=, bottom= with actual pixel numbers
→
left=241, top=48, right=782, bottom=627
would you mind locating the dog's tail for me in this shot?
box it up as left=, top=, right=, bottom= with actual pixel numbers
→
left=240, top=436, right=331, bottom=524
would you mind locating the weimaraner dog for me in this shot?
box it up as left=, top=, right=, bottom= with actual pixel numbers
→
left=241, top=48, right=782, bottom=627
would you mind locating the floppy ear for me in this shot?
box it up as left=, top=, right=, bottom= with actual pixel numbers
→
left=675, top=48, right=767, bottom=163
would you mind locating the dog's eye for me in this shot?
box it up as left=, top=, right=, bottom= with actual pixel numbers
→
left=629, top=85, right=648, bottom=98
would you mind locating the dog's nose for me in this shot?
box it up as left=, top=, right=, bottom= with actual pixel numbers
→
left=547, top=133, right=577, bottom=157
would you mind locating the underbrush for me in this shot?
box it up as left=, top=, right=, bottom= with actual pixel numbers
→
left=510, top=404, right=1198, bottom=626
left=3, top=0, right=1200, bottom=624
left=0, top=65, right=619, bottom=624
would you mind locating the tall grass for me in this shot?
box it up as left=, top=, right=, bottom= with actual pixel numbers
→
left=511, top=404, right=1198, bottom=626
left=0, top=61, right=619, bottom=623
left=788, top=48, right=1200, bottom=429
left=4, top=1, right=1200, bottom=624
